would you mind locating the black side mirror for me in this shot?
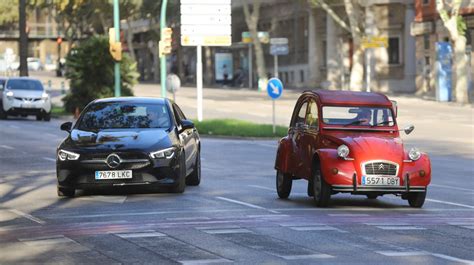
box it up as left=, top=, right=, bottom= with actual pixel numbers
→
left=181, top=119, right=195, bottom=130
left=404, top=124, right=415, bottom=135
left=391, top=100, right=398, bottom=118
left=61, top=122, right=73, bottom=133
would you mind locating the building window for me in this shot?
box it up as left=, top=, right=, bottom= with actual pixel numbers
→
left=388, top=37, right=401, bottom=65
left=300, top=70, right=305, bottom=83
left=423, top=34, right=430, bottom=50
left=290, top=71, right=294, bottom=82
left=423, top=0, right=430, bottom=5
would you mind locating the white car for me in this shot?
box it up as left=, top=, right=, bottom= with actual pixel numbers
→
left=0, top=77, right=52, bottom=121
left=27, top=58, right=43, bottom=71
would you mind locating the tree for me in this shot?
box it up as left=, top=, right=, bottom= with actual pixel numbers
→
left=436, top=0, right=469, bottom=103
left=19, top=0, right=28, bottom=76
left=63, top=36, right=139, bottom=113
left=243, top=0, right=267, bottom=90
left=309, top=0, right=365, bottom=91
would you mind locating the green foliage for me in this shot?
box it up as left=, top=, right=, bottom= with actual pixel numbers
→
left=456, top=15, right=467, bottom=36
left=193, top=119, right=288, bottom=138
left=0, top=0, right=19, bottom=26
left=62, top=36, right=139, bottom=113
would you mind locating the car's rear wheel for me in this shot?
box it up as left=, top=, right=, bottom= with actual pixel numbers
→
left=366, top=194, right=378, bottom=199
left=186, top=151, right=201, bottom=186
left=276, top=170, right=292, bottom=199
left=57, top=186, right=75, bottom=197
left=172, top=154, right=186, bottom=193
left=407, top=191, right=426, bottom=208
left=312, top=165, right=331, bottom=207
left=36, top=114, right=42, bottom=121
left=0, top=106, right=7, bottom=120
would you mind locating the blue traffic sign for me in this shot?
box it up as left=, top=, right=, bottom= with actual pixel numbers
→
left=267, top=78, right=283, bottom=99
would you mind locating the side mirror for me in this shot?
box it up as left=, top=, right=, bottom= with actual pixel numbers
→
left=181, top=119, right=195, bottom=130
left=404, top=124, right=415, bottom=135
left=60, top=122, right=73, bottom=133
left=391, top=100, right=398, bottom=118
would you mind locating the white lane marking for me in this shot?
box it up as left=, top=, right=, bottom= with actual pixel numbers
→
left=448, top=222, right=474, bottom=226
left=376, top=251, right=428, bottom=257
left=375, top=226, right=426, bottom=230
left=45, top=133, right=60, bottom=138
left=461, top=226, right=474, bottom=230
left=115, top=231, right=166, bottom=238
left=215, top=196, right=279, bottom=213
left=430, top=184, right=474, bottom=192
left=0, top=145, right=14, bottom=150
left=248, top=185, right=274, bottom=192
left=426, top=198, right=474, bottom=209
left=9, top=209, right=45, bottom=225
left=179, top=258, right=233, bottom=265
left=19, top=235, right=74, bottom=245
left=365, top=222, right=410, bottom=226
left=47, top=209, right=248, bottom=219
left=78, top=195, right=127, bottom=204
left=255, top=142, right=277, bottom=148
left=166, top=217, right=211, bottom=221
left=202, top=228, right=252, bottom=234
left=328, top=213, right=370, bottom=217
left=43, top=157, right=56, bottom=162
left=277, top=254, right=334, bottom=260
left=246, top=214, right=289, bottom=218
left=8, top=125, right=19, bottom=129
left=431, top=253, right=474, bottom=264
left=289, top=226, right=346, bottom=232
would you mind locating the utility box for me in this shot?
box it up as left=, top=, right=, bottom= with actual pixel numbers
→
left=435, top=42, right=452, bottom=102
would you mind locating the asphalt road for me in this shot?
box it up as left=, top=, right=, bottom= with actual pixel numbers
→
left=0, top=117, right=473, bottom=265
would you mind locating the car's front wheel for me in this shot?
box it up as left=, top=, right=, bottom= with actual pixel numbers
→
left=407, top=191, right=426, bottom=208
left=43, top=112, right=51, bottom=121
left=312, top=165, right=331, bottom=207
left=276, top=170, right=292, bottom=199
left=186, top=151, right=201, bottom=186
left=57, top=186, right=75, bottom=197
left=172, top=154, right=186, bottom=193
left=0, top=106, right=7, bottom=120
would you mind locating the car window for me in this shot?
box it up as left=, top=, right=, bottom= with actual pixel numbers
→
left=0, top=79, right=5, bottom=90
left=6, top=79, right=43, bottom=91
left=292, top=101, right=308, bottom=127
left=322, top=106, right=395, bottom=126
left=77, top=102, right=171, bottom=131
left=174, top=104, right=187, bottom=121
left=306, top=100, right=319, bottom=129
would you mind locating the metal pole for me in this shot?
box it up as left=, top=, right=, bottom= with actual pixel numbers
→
left=113, top=0, right=121, bottom=97
left=272, top=100, right=276, bottom=134
left=197, top=45, right=203, bottom=121
left=248, top=43, right=253, bottom=89
left=365, top=49, right=371, bottom=92
left=274, top=55, right=278, bottom=78
left=160, top=0, right=169, bottom=98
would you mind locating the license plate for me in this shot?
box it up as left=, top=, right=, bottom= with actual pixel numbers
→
left=95, top=170, right=132, bottom=180
left=21, top=103, right=32, bottom=108
left=362, top=176, right=399, bottom=186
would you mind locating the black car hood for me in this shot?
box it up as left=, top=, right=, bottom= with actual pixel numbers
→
left=69, top=128, right=171, bottom=151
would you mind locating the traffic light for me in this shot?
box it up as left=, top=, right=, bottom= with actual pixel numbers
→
left=159, top=27, right=173, bottom=57
left=109, top=27, right=122, bottom=61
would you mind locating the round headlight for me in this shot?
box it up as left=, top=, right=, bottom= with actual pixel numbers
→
left=408, top=147, right=421, bottom=161
left=337, top=144, right=350, bottom=158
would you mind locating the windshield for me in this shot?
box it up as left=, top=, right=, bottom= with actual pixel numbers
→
left=322, top=106, right=395, bottom=127
left=7, top=79, right=44, bottom=91
left=77, top=102, right=171, bottom=131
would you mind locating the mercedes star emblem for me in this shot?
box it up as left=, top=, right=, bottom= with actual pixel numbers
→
left=106, top=153, right=121, bottom=169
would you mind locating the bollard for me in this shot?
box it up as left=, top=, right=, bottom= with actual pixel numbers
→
left=48, top=80, right=52, bottom=90
left=61, top=81, right=65, bottom=94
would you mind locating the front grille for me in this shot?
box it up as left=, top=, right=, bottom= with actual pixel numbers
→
left=83, top=152, right=148, bottom=160
left=14, top=97, right=41, bottom=102
left=364, top=162, right=397, bottom=176
left=81, top=152, right=151, bottom=170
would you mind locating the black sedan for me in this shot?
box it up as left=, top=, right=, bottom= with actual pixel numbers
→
left=56, top=97, right=201, bottom=197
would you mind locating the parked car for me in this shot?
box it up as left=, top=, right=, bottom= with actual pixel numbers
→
left=274, top=90, right=431, bottom=208
left=27, top=57, right=43, bottom=71
left=0, top=77, right=51, bottom=121
left=56, top=97, right=201, bottom=197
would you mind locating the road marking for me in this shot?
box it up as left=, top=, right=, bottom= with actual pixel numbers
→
left=376, top=251, right=428, bottom=257
left=289, top=226, right=346, bottom=232
left=46, top=209, right=248, bottom=219
left=461, top=226, right=474, bottom=230
left=42, top=157, right=56, bottom=162
left=431, top=253, right=474, bottom=264
left=246, top=214, right=289, bottom=218
left=248, top=185, right=274, bottom=191
left=0, top=145, right=14, bottom=150
left=277, top=254, right=334, bottom=260
left=179, top=259, right=233, bottom=265
left=202, top=228, right=252, bottom=234
left=430, top=184, right=474, bottom=192
left=216, top=196, right=279, bottom=213
left=166, top=217, right=211, bottom=221
left=426, top=198, right=474, bottom=209
left=375, top=226, right=426, bottom=230
left=365, top=222, right=410, bottom=226
left=328, top=213, right=370, bottom=217
left=115, top=231, right=166, bottom=238
left=19, top=235, right=74, bottom=245
left=8, top=125, right=19, bottom=129
left=9, top=209, right=45, bottom=225
left=78, top=195, right=127, bottom=204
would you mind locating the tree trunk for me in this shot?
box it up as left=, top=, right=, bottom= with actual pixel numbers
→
left=204, top=46, right=213, bottom=86
left=18, top=0, right=28, bottom=76
left=344, top=0, right=364, bottom=91
left=125, top=20, right=136, bottom=61
left=453, top=36, right=469, bottom=103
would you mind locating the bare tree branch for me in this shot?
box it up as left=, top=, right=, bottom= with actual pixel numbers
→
left=308, top=0, right=351, bottom=33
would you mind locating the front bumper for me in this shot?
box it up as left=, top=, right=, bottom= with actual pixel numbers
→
left=56, top=151, right=182, bottom=190
left=3, top=97, right=51, bottom=114
left=332, top=173, right=426, bottom=193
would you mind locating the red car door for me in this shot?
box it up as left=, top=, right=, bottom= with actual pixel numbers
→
left=291, top=100, right=309, bottom=178
left=298, top=99, right=320, bottom=179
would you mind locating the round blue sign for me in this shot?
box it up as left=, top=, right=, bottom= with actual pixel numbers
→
left=267, top=78, right=283, bottom=100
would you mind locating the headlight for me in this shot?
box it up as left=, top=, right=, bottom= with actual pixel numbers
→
left=337, top=144, right=350, bottom=158
left=150, top=147, right=176, bottom=159
left=42, top=92, right=49, bottom=100
left=58, top=149, right=80, bottom=161
left=408, top=147, right=421, bottom=161
left=6, top=91, right=13, bottom=98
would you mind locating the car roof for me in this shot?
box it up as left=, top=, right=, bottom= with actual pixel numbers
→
left=93, top=97, right=168, bottom=105
left=304, top=89, right=392, bottom=107
left=6, top=77, right=41, bottom=82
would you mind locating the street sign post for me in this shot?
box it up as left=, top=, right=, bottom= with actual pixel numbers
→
left=361, top=36, right=388, bottom=92
left=181, top=0, right=232, bottom=122
left=269, top=38, right=289, bottom=79
left=266, top=78, right=283, bottom=134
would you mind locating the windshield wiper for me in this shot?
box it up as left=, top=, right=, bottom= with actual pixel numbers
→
left=343, top=120, right=365, bottom=127
left=371, top=121, right=392, bottom=127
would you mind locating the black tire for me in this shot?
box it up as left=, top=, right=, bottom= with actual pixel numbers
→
left=407, top=191, right=426, bottom=208
left=43, top=112, right=51, bottom=121
left=57, top=186, right=75, bottom=197
left=172, top=154, right=186, bottom=193
left=186, top=151, right=201, bottom=186
left=311, top=165, right=331, bottom=207
left=36, top=114, right=42, bottom=121
left=307, top=180, right=314, bottom=197
left=366, top=194, right=378, bottom=199
left=276, top=170, right=292, bottom=199
left=21, top=114, right=27, bottom=117
left=0, top=106, right=7, bottom=120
